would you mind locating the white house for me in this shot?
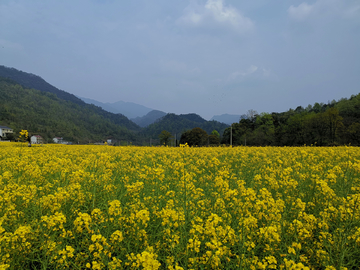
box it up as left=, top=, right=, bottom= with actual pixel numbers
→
left=0, top=126, right=13, bottom=139
left=53, top=137, right=63, bottom=144
left=31, top=135, right=44, bottom=144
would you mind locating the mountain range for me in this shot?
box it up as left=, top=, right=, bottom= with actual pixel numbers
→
left=0, top=65, right=229, bottom=144
left=79, top=97, right=154, bottom=119
left=1, top=65, right=359, bottom=146
left=79, top=96, right=244, bottom=126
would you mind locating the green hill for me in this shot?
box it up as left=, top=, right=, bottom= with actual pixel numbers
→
left=0, top=77, right=141, bottom=143
left=0, top=65, right=140, bottom=131
left=0, top=65, right=84, bottom=105
left=142, top=113, right=229, bottom=139
left=221, top=94, right=360, bottom=146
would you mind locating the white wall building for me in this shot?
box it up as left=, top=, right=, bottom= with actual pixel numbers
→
left=0, top=126, right=13, bottom=139
left=31, top=135, right=44, bottom=144
left=53, top=137, right=63, bottom=144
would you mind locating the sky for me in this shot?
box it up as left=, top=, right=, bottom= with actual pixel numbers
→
left=1, top=0, right=360, bottom=120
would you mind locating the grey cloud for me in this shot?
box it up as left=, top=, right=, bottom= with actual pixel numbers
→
left=288, top=2, right=314, bottom=20
left=177, top=0, right=254, bottom=34
left=0, top=0, right=359, bottom=119
left=288, top=0, right=360, bottom=21
left=228, top=65, right=258, bottom=80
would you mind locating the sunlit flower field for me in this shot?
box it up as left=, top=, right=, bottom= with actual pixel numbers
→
left=0, top=143, right=359, bottom=269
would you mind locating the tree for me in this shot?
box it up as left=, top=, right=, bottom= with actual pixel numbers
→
left=180, top=127, right=208, bottom=146
left=5, top=133, right=15, bottom=141
left=221, top=120, right=251, bottom=146
left=211, top=130, right=220, bottom=138
left=346, top=122, right=360, bottom=145
left=208, top=134, right=220, bottom=145
left=247, top=109, right=258, bottom=122
left=159, top=130, right=173, bottom=146
left=253, top=113, right=275, bottom=145
left=325, top=107, right=343, bottom=144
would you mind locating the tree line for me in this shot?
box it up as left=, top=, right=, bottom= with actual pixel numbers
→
left=221, top=95, right=360, bottom=146
left=172, top=94, right=360, bottom=147
left=159, top=128, right=221, bottom=146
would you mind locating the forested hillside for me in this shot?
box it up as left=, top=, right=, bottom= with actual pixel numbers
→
left=222, top=96, right=360, bottom=146
left=0, top=77, right=141, bottom=143
left=142, top=113, right=229, bottom=138
left=0, top=65, right=140, bottom=131
left=0, top=65, right=84, bottom=105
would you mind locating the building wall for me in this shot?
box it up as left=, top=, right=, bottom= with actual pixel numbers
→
left=31, top=136, right=43, bottom=144
left=0, top=127, right=13, bottom=138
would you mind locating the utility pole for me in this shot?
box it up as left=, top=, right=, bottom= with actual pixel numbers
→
left=230, top=126, right=232, bottom=147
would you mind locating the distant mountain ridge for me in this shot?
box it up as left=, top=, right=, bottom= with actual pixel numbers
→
left=80, top=97, right=153, bottom=119
left=131, top=110, right=167, bottom=127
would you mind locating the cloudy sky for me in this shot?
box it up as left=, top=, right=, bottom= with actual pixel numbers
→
left=1, top=0, right=359, bottom=119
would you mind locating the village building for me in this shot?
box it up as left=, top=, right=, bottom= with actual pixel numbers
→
left=0, top=125, right=13, bottom=140
left=53, top=137, right=63, bottom=144
left=31, top=135, right=44, bottom=144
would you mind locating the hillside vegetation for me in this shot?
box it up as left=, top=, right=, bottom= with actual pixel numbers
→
left=222, top=96, right=360, bottom=146
left=142, top=113, right=229, bottom=139
left=0, top=65, right=83, bottom=105
left=0, top=77, right=140, bottom=143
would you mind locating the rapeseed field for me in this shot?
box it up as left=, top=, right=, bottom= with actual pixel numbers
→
left=0, top=143, right=359, bottom=269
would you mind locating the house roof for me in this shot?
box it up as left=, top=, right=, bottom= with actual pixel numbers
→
left=32, top=135, right=43, bottom=138
left=0, top=126, right=12, bottom=129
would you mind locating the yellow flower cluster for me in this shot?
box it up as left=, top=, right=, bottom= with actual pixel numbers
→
left=0, top=143, right=359, bottom=269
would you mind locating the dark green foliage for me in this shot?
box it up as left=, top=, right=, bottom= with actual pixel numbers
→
left=143, top=113, right=229, bottom=139
left=180, top=127, right=209, bottom=146
left=211, top=130, right=220, bottom=138
left=208, top=134, right=220, bottom=145
left=0, top=66, right=140, bottom=132
left=178, top=113, right=206, bottom=123
left=0, top=65, right=84, bottom=105
left=221, top=93, right=360, bottom=146
left=159, top=130, right=173, bottom=146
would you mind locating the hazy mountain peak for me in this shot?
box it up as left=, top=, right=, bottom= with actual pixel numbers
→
left=131, top=110, right=167, bottom=127
left=79, top=97, right=153, bottom=119
left=210, top=114, right=247, bottom=125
